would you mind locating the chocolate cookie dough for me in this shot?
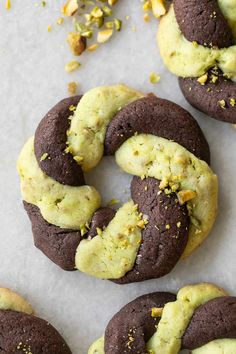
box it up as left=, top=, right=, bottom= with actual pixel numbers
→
left=89, top=283, right=236, bottom=354
left=17, top=85, right=218, bottom=283
left=0, top=288, right=71, bottom=354
left=157, top=1, right=236, bottom=123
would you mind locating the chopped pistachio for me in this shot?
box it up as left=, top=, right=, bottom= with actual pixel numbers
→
left=108, top=0, right=118, bottom=5
left=143, top=0, right=152, bottom=11
left=192, top=41, right=198, bottom=48
left=197, top=73, right=208, bottom=85
left=151, top=307, right=163, bottom=317
left=67, top=32, right=86, bottom=55
left=177, top=221, right=181, bottom=228
left=81, top=29, right=93, bottom=38
left=61, top=0, right=78, bottom=17
left=149, top=72, right=160, bottom=84
left=40, top=153, right=49, bottom=161
left=230, top=98, right=236, bottom=107
left=97, top=28, right=113, bottom=43
left=57, top=17, right=64, bottom=25
left=73, top=155, right=84, bottom=164
left=5, top=0, right=11, bottom=10
left=65, top=60, right=81, bottom=73
left=42, top=0, right=46, bottom=6
left=96, top=227, right=103, bottom=236
left=102, top=5, right=112, bottom=17
left=177, top=190, right=197, bottom=205
left=87, top=43, right=99, bottom=52
left=47, top=24, right=52, bottom=32
left=218, top=99, right=226, bottom=109
left=114, top=18, right=122, bottom=31
left=144, top=13, right=150, bottom=22
left=151, top=0, right=166, bottom=18
left=165, top=224, right=170, bottom=230
left=68, top=81, right=78, bottom=95
left=91, top=6, right=103, bottom=18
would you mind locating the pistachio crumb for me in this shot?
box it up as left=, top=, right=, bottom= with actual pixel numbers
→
left=151, top=0, right=166, bottom=18
left=218, top=100, right=226, bottom=109
left=197, top=73, right=208, bottom=85
left=67, top=32, right=86, bottom=56
left=149, top=72, right=160, bottom=84
left=40, top=153, right=49, bottom=161
left=61, top=0, right=78, bottom=16
left=97, top=29, right=113, bottom=43
left=87, top=43, right=99, bottom=52
left=68, top=81, right=78, bottom=95
left=65, top=60, right=81, bottom=73
left=177, top=190, right=197, bottom=205
left=5, top=0, right=11, bottom=10
left=151, top=307, right=163, bottom=317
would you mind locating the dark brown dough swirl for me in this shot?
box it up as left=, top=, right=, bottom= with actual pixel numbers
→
left=0, top=310, right=71, bottom=354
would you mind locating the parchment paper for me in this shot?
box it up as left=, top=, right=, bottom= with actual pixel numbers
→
left=0, top=1, right=235, bottom=352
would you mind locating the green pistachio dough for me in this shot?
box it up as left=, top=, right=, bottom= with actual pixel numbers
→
left=147, top=283, right=227, bottom=354
left=88, top=283, right=234, bottom=354
left=157, top=4, right=236, bottom=78
left=115, top=134, right=218, bottom=258
left=88, top=336, right=104, bottom=354
left=75, top=201, right=142, bottom=278
left=193, top=339, right=236, bottom=354
left=17, top=137, right=101, bottom=229
left=67, top=85, right=144, bottom=172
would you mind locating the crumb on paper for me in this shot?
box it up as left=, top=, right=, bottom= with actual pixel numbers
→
left=149, top=72, right=160, bottom=84
left=65, top=60, right=81, bottom=73
left=68, top=81, right=78, bottom=95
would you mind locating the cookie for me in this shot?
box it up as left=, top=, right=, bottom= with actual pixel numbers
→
left=0, top=288, right=71, bottom=353
left=17, top=85, right=218, bottom=283
left=89, top=283, right=236, bottom=354
left=157, top=1, right=236, bottom=123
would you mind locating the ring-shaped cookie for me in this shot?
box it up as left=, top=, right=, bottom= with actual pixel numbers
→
left=89, top=283, right=236, bottom=354
left=0, top=287, right=71, bottom=353
left=17, top=85, right=217, bottom=283
left=158, top=0, right=236, bottom=123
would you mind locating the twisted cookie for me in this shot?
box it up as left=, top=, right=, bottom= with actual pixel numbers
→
left=158, top=0, right=236, bottom=123
left=89, top=283, right=236, bottom=354
left=17, top=85, right=218, bottom=283
left=0, top=287, right=71, bottom=353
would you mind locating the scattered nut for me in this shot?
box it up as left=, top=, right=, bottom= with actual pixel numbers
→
left=149, top=72, right=160, bottom=84
left=68, top=81, right=78, bottom=95
left=87, top=43, right=99, bottom=52
left=177, top=190, right=197, bottom=205
left=5, top=0, right=11, bottom=10
left=65, top=60, right=81, bottom=73
left=67, top=32, right=86, bottom=56
left=151, top=307, right=163, bottom=317
left=151, top=0, right=167, bottom=18
left=97, top=28, right=113, bottom=43
left=61, top=0, right=78, bottom=17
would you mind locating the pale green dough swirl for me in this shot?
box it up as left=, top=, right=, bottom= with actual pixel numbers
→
left=75, top=201, right=142, bottom=279
left=193, top=339, right=236, bottom=354
left=115, top=134, right=218, bottom=258
left=157, top=4, right=236, bottom=78
left=17, top=137, right=101, bottom=229
left=67, top=84, right=144, bottom=172
left=147, top=283, right=227, bottom=354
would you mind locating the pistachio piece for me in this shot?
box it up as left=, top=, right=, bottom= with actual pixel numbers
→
left=97, top=29, right=113, bottom=43
left=65, top=60, right=81, bottom=73
left=61, top=0, right=78, bottom=17
left=177, top=190, right=197, bottom=205
left=67, top=32, right=86, bottom=56
left=151, top=0, right=166, bottom=18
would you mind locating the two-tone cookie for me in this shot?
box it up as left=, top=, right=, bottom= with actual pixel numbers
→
left=89, top=282, right=236, bottom=354
left=17, top=84, right=218, bottom=283
left=158, top=0, right=236, bottom=123
left=0, top=287, right=71, bottom=353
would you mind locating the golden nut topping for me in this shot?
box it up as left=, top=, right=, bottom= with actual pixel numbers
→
left=151, top=0, right=167, bottom=18
left=68, top=81, right=78, bottom=95
left=67, top=32, right=86, bottom=56
left=61, top=0, right=78, bottom=17
left=97, top=29, right=113, bottom=43
left=151, top=307, right=163, bottom=317
left=177, top=190, right=197, bottom=205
